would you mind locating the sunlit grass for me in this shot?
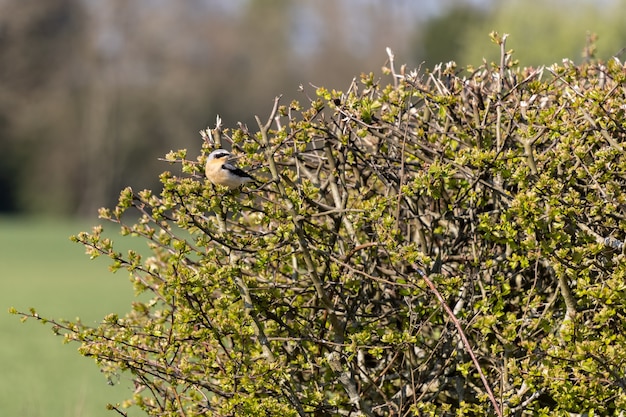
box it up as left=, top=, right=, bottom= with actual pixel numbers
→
left=1, top=217, right=145, bottom=417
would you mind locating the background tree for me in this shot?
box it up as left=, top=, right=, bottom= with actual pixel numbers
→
left=416, top=4, right=488, bottom=68
left=16, top=38, right=626, bottom=415
left=447, top=0, right=626, bottom=66
left=0, top=0, right=88, bottom=213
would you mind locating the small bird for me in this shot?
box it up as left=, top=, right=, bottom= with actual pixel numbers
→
left=205, top=149, right=256, bottom=189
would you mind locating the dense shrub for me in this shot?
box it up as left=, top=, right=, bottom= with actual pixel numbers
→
left=16, top=36, right=626, bottom=416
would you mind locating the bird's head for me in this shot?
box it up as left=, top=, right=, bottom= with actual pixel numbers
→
left=207, top=149, right=231, bottom=161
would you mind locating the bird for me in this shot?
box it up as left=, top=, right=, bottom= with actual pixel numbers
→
left=205, top=149, right=257, bottom=189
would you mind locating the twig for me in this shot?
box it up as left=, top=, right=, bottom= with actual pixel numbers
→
left=579, top=223, right=624, bottom=251
left=415, top=267, right=503, bottom=417
left=386, top=47, right=398, bottom=88
left=107, top=404, right=128, bottom=417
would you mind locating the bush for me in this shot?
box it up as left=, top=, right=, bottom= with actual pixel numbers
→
left=15, top=35, right=626, bottom=416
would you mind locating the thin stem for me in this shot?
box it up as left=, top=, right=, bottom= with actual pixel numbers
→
left=416, top=268, right=503, bottom=417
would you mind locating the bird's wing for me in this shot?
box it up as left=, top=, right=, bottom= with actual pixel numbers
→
left=223, top=163, right=256, bottom=181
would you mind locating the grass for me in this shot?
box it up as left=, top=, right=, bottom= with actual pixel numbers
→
left=1, top=217, right=147, bottom=417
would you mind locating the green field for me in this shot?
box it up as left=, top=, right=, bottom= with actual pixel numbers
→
left=1, top=217, right=144, bottom=417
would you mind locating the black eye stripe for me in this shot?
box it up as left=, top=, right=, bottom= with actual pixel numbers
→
left=210, top=151, right=231, bottom=159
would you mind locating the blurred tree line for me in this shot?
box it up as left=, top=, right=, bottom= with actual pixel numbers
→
left=0, top=0, right=624, bottom=217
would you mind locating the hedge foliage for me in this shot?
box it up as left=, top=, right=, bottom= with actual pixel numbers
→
left=17, top=36, right=626, bottom=416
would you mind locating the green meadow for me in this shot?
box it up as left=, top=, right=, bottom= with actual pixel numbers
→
left=1, top=217, right=143, bottom=417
